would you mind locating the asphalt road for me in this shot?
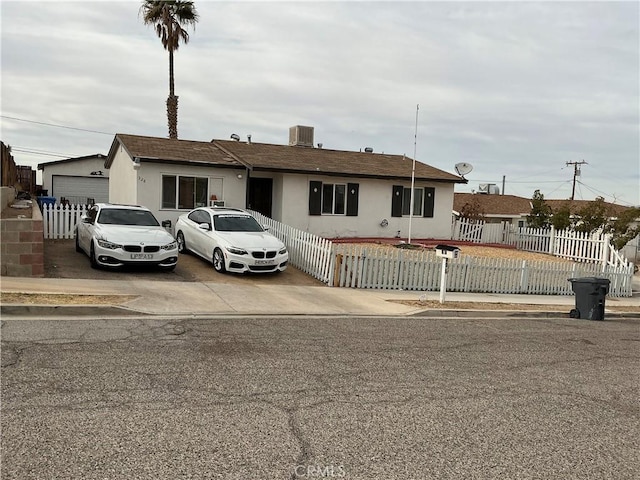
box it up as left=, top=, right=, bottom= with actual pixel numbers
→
left=2, top=316, right=639, bottom=480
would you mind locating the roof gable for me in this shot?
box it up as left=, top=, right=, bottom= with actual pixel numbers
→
left=38, top=153, right=106, bottom=170
left=105, top=134, right=244, bottom=169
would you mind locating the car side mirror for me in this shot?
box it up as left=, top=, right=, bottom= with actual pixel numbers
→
left=263, top=225, right=270, bottom=231
left=81, top=214, right=90, bottom=223
left=198, top=222, right=211, bottom=231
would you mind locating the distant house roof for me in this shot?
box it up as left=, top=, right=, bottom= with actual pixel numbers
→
left=454, top=193, right=634, bottom=218
left=453, top=193, right=532, bottom=217
left=37, top=153, right=106, bottom=170
left=545, top=199, right=632, bottom=218
left=105, top=134, right=466, bottom=183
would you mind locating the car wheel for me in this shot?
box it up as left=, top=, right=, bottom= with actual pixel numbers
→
left=89, top=242, right=100, bottom=269
left=213, top=248, right=226, bottom=273
left=75, top=234, right=82, bottom=253
left=176, top=231, right=188, bottom=254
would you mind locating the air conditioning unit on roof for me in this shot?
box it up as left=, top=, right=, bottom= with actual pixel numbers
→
left=289, top=125, right=314, bottom=147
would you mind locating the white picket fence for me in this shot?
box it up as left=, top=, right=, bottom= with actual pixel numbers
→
left=452, top=218, right=633, bottom=271
left=248, top=210, right=334, bottom=283
left=330, top=244, right=634, bottom=297
left=41, top=205, right=634, bottom=296
left=42, top=204, right=88, bottom=239
left=451, top=219, right=515, bottom=245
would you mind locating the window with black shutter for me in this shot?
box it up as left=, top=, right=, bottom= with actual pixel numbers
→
left=392, top=185, right=435, bottom=217
left=309, top=181, right=322, bottom=215
left=309, top=181, right=359, bottom=216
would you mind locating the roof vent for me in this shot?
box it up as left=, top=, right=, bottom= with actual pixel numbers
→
left=364, top=147, right=374, bottom=153
left=289, top=125, right=314, bottom=147
left=230, top=133, right=240, bottom=141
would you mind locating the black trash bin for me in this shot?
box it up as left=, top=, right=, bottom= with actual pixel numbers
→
left=568, top=277, right=611, bottom=321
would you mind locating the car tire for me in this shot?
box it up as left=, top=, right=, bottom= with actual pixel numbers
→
left=89, top=242, right=100, bottom=269
left=176, top=231, right=188, bottom=254
left=75, top=234, right=82, bottom=253
left=213, top=248, right=226, bottom=273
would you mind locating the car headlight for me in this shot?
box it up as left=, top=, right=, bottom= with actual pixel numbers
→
left=226, top=246, right=248, bottom=255
left=96, top=239, right=123, bottom=250
left=161, top=241, right=178, bottom=251
left=279, top=247, right=287, bottom=255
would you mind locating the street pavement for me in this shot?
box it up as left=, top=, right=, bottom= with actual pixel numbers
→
left=2, top=315, right=639, bottom=479
left=1, top=275, right=639, bottom=319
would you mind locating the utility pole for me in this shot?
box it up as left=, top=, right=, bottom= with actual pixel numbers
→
left=566, top=160, right=587, bottom=200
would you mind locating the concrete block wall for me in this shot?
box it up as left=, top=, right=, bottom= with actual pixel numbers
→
left=0, top=202, right=45, bottom=278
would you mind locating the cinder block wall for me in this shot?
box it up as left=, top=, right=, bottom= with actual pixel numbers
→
left=1, top=201, right=45, bottom=278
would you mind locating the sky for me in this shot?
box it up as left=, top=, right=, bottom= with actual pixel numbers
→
left=1, top=0, right=639, bottom=206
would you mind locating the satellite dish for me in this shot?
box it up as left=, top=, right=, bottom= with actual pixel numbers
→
left=455, top=162, right=473, bottom=178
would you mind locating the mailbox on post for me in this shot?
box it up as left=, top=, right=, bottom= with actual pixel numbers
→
left=434, top=244, right=460, bottom=303
left=435, top=244, right=460, bottom=260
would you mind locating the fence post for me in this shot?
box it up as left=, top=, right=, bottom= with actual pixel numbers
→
left=601, top=233, right=611, bottom=271
left=548, top=225, right=555, bottom=255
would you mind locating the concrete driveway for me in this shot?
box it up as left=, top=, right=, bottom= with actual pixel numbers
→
left=44, top=239, right=324, bottom=286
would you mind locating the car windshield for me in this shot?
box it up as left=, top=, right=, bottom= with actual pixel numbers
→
left=98, top=208, right=160, bottom=226
left=214, top=215, right=264, bottom=232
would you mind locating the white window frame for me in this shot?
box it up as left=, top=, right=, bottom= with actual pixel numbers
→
left=321, top=183, right=347, bottom=215
left=401, top=187, right=424, bottom=216
left=161, top=174, right=210, bottom=210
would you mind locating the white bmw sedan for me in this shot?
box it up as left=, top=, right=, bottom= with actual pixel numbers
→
left=175, top=207, right=288, bottom=274
left=75, top=203, right=178, bottom=270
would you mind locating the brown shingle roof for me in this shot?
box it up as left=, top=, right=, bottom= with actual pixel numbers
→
left=454, top=193, right=532, bottom=216
left=106, top=134, right=243, bottom=168
left=105, top=133, right=464, bottom=183
left=545, top=199, right=631, bottom=217
left=214, top=140, right=463, bottom=182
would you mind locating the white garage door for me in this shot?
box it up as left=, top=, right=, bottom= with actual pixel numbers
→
left=52, top=175, right=109, bottom=204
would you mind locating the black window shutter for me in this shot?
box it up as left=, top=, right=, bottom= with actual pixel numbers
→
left=391, top=185, right=403, bottom=217
left=423, top=187, right=435, bottom=217
left=309, top=181, right=322, bottom=215
left=346, top=183, right=359, bottom=216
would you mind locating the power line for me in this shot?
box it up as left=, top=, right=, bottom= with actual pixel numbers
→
left=0, top=115, right=113, bottom=136
left=11, top=147, right=72, bottom=158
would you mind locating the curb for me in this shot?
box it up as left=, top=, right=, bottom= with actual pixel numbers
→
left=2, top=304, right=638, bottom=320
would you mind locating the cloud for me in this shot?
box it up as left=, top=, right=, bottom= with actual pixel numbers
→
left=1, top=0, right=638, bottom=205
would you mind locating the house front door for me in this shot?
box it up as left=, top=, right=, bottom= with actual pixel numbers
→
left=248, top=177, right=273, bottom=218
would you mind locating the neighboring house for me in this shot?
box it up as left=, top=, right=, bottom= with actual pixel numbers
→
left=105, top=126, right=466, bottom=238
left=453, top=193, right=532, bottom=227
left=38, top=154, right=109, bottom=204
left=454, top=192, right=635, bottom=228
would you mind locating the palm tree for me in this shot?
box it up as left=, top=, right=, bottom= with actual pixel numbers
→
left=140, top=0, right=199, bottom=139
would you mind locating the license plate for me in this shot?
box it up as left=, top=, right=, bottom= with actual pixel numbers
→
left=131, top=253, right=154, bottom=259
left=255, top=259, right=274, bottom=265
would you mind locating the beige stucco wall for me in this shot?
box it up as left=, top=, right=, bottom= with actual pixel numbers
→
left=278, top=174, right=455, bottom=239
left=108, top=145, right=138, bottom=205
left=134, top=162, right=247, bottom=228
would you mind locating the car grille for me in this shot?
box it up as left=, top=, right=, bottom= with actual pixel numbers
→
left=123, top=245, right=160, bottom=253
left=252, top=251, right=277, bottom=259
left=249, top=265, right=277, bottom=271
